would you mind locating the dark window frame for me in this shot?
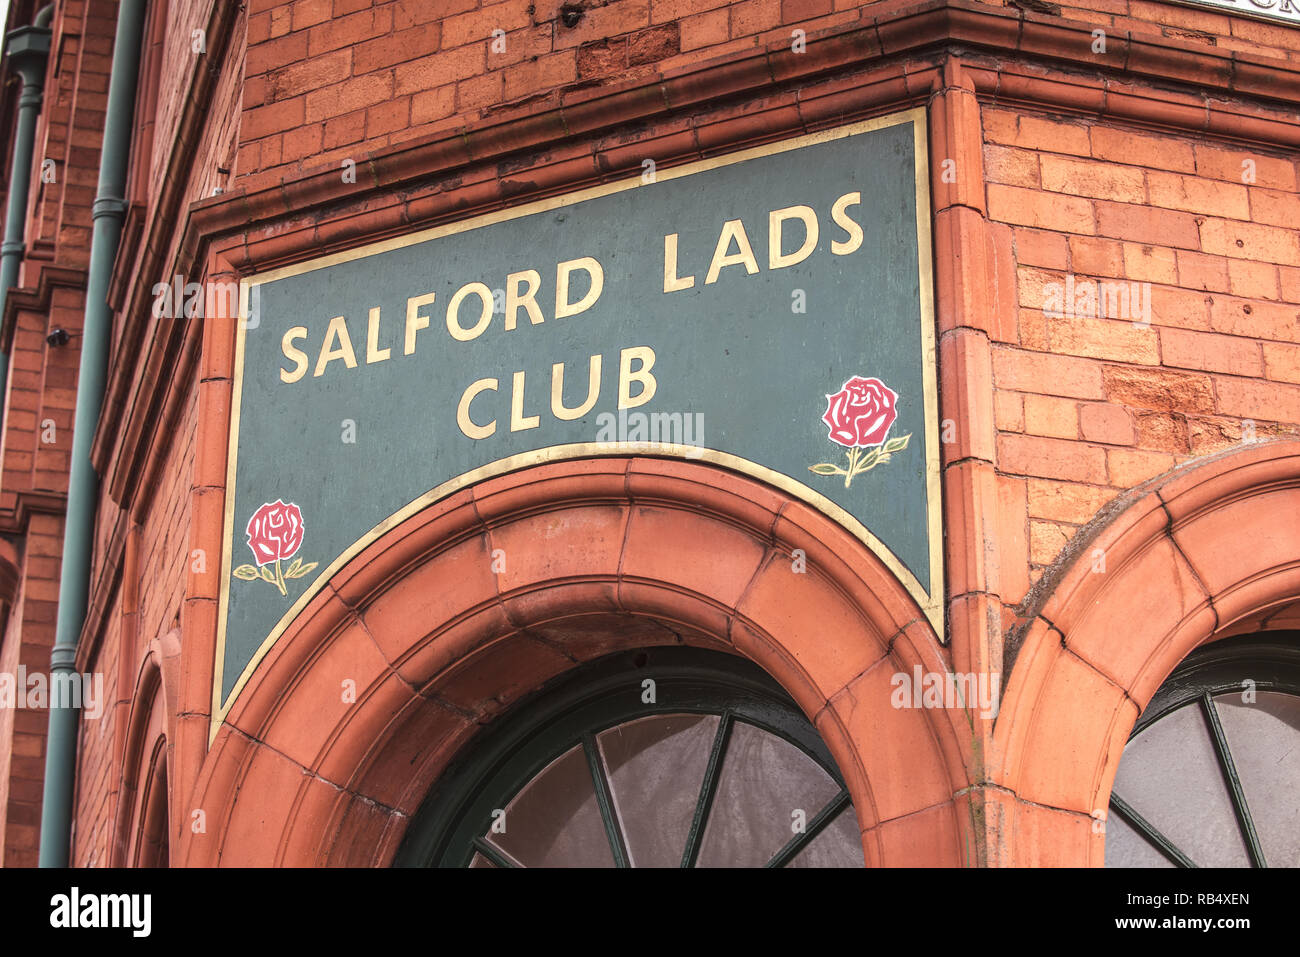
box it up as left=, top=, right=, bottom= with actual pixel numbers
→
left=1107, top=632, right=1300, bottom=868
left=395, top=647, right=855, bottom=868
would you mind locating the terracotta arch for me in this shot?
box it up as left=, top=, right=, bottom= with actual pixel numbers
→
left=995, top=439, right=1300, bottom=866
left=180, top=457, right=969, bottom=866
left=112, top=628, right=181, bottom=866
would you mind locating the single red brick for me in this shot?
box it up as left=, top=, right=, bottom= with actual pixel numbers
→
left=1079, top=403, right=1135, bottom=445
left=1216, top=376, right=1300, bottom=425
left=680, top=8, right=730, bottom=51
left=984, top=107, right=1091, bottom=156
left=1090, top=126, right=1195, bottom=172
left=1108, top=447, right=1176, bottom=487
left=1027, top=478, right=1115, bottom=524
left=993, top=348, right=1105, bottom=399
left=1040, top=154, right=1146, bottom=203
left=988, top=184, right=1094, bottom=234
left=1015, top=229, right=1069, bottom=270
left=1095, top=200, right=1200, bottom=249
left=1176, top=250, right=1231, bottom=293
left=998, top=433, right=1107, bottom=483
left=1199, top=217, right=1300, bottom=267
left=1023, top=394, right=1079, bottom=439
left=1263, top=342, right=1300, bottom=384
left=1069, top=236, right=1124, bottom=278
left=1196, top=143, right=1297, bottom=191
left=984, top=145, right=1040, bottom=188
left=1160, top=327, right=1264, bottom=377
left=1227, top=259, right=1281, bottom=300
left=242, top=97, right=304, bottom=140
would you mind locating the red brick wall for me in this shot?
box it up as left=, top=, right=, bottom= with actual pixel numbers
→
left=983, top=106, right=1300, bottom=605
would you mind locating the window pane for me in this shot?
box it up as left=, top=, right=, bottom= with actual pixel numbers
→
left=486, top=744, right=614, bottom=867
left=598, top=713, right=720, bottom=868
left=1213, top=690, right=1300, bottom=867
left=1112, top=702, right=1250, bottom=867
left=1104, top=809, right=1177, bottom=868
left=696, top=720, right=841, bottom=867
left=787, top=806, right=865, bottom=868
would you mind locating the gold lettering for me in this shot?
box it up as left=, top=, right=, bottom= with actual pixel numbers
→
left=555, top=257, right=604, bottom=318
left=705, top=220, right=759, bottom=284
left=663, top=233, right=695, bottom=293
left=405, top=292, right=436, bottom=354
left=769, top=205, right=819, bottom=269
left=831, top=191, right=863, bottom=256
left=618, top=346, right=657, bottom=410
left=366, top=306, right=391, bottom=364
left=505, top=269, right=544, bottom=331
left=457, top=378, right=498, bottom=439
left=446, top=282, right=493, bottom=342
left=551, top=355, right=602, bottom=421
left=511, top=370, right=540, bottom=432
left=313, top=315, right=358, bottom=377
left=280, top=326, right=309, bottom=384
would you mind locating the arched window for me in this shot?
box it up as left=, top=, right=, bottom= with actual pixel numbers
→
left=1105, top=635, right=1300, bottom=868
left=398, top=648, right=865, bottom=868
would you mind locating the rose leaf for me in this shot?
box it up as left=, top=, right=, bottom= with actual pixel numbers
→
left=232, top=565, right=259, bottom=581
left=808, top=464, right=844, bottom=476
left=287, top=562, right=319, bottom=579
left=259, top=566, right=277, bottom=585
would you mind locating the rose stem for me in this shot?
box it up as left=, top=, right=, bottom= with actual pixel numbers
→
left=274, top=557, right=287, bottom=596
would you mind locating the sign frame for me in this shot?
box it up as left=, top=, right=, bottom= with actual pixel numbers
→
left=213, top=107, right=943, bottom=740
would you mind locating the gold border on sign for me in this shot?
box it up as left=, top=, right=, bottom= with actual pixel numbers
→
left=211, top=108, right=943, bottom=742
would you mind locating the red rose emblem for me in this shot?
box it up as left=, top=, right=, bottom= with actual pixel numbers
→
left=822, top=376, right=898, bottom=449
left=246, top=500, right=304, bottom=566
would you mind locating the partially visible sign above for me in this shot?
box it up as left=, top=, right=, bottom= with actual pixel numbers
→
left=1173, top=0, right=1299, bottom=23
left=214, top=109, right=942, bottom=730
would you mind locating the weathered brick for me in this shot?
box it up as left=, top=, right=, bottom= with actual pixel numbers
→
left=984, top=145, right=1040, bottom=188
left=1103, top=365, right=1215, bottom=413
left=1029, top=520, right=1074, bottom=565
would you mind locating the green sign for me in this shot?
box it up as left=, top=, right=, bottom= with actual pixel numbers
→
left=215, top=109, right=942, bottom=727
